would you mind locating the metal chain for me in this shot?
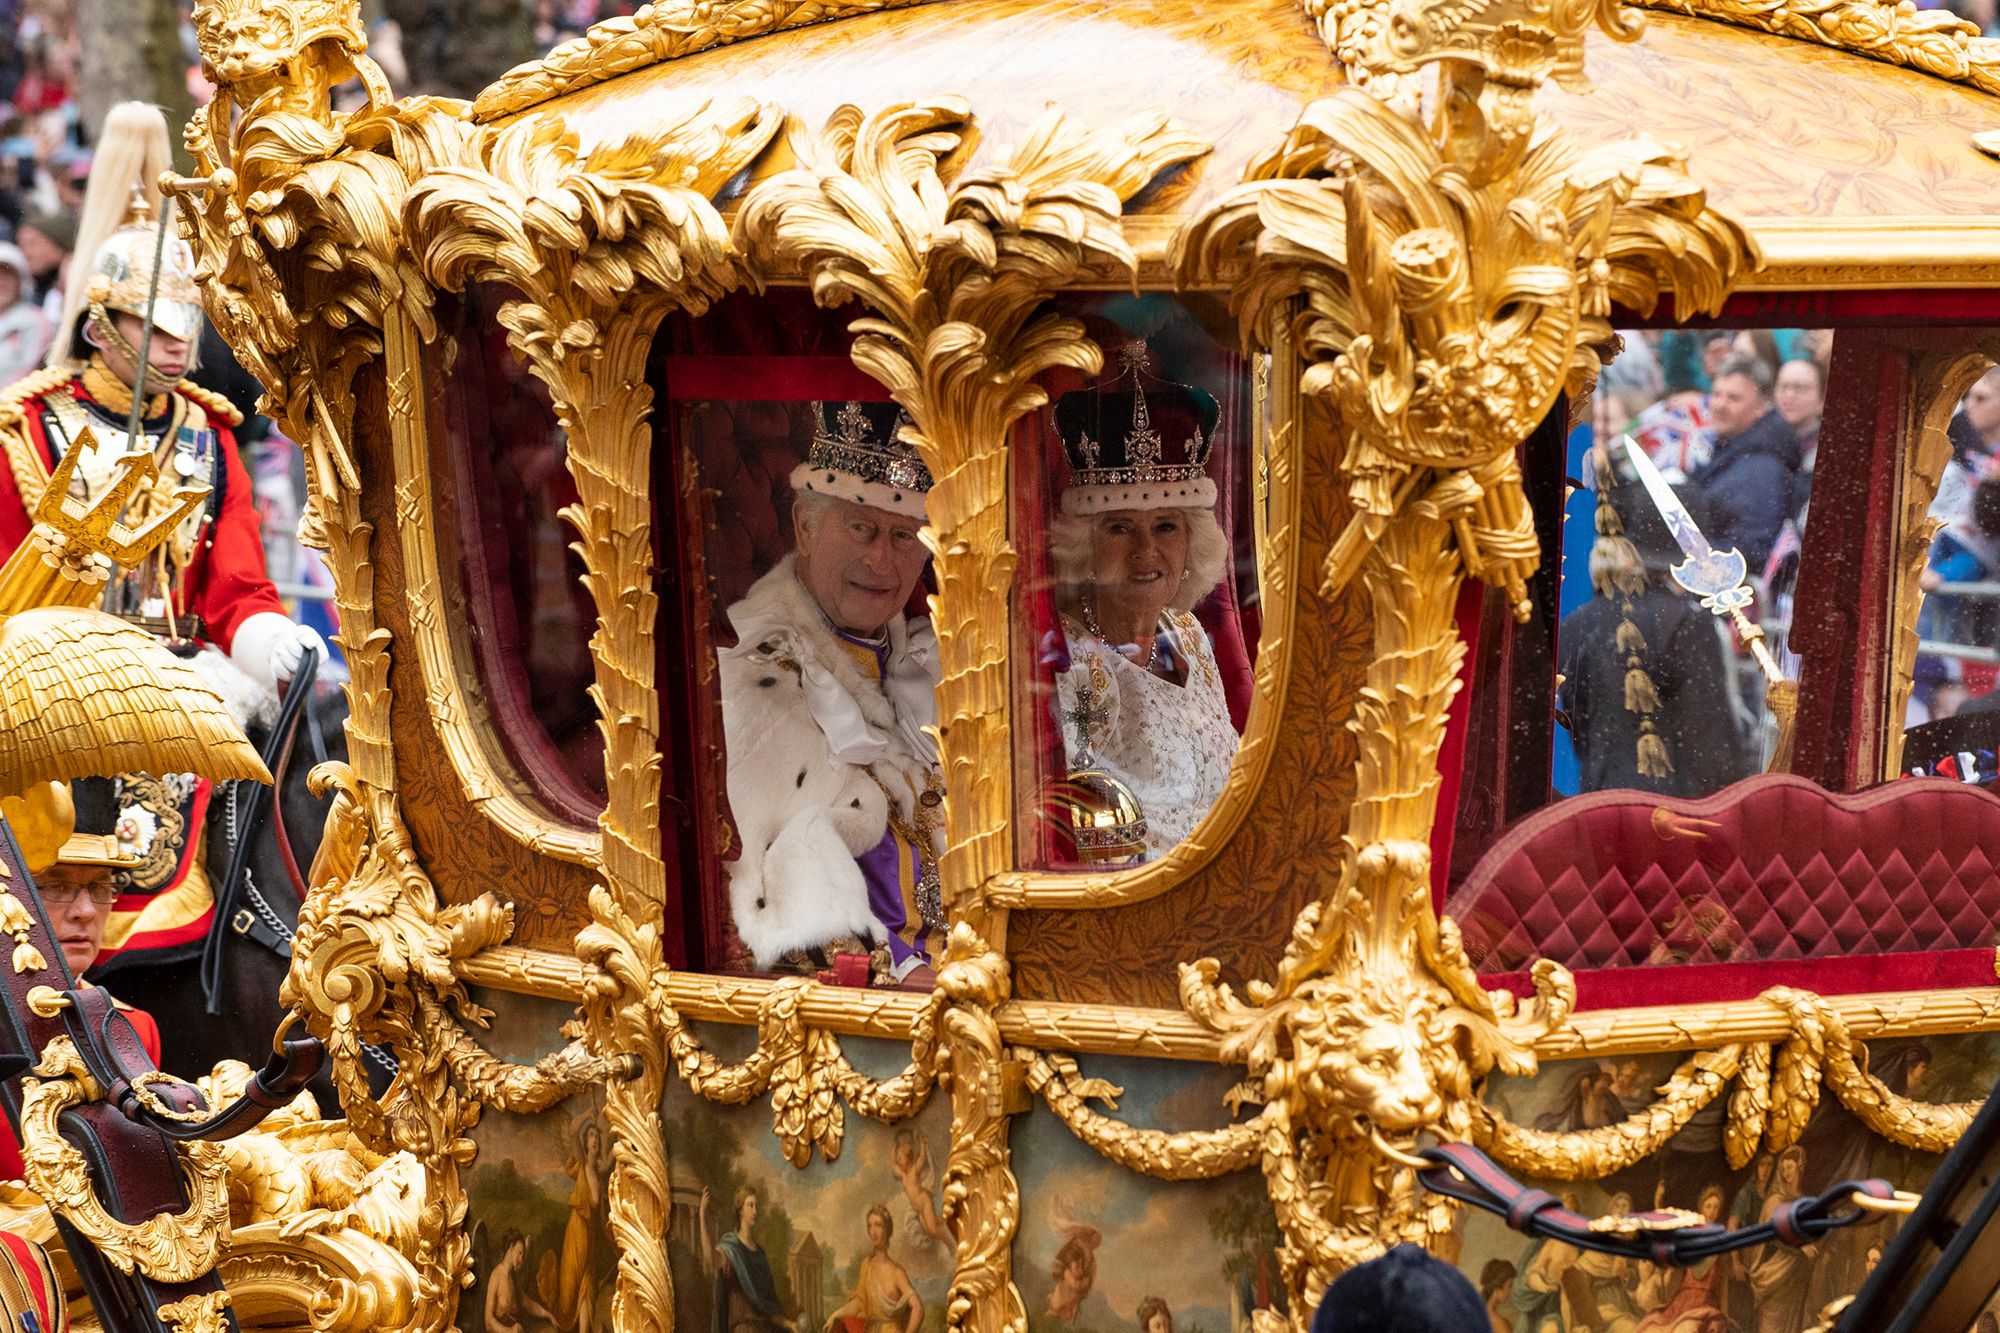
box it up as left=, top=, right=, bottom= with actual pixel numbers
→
left=222, top=780, right=399, bottom=1079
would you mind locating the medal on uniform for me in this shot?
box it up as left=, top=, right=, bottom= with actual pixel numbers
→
left=174, top=424, right=215, bottom=479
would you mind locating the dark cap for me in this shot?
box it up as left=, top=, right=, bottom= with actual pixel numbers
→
left=1310, top=1245, right=1488, bottom=1333
left=20, top=209, right=76, bottom=255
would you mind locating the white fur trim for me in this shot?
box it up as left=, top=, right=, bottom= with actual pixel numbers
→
left=1061, top=477, right=1218, bottom=516
left=790, top=461, right=929, bottom=521
left=187, top=644, right=279, bottom=733
left=730, top=807, right=883, bottom=967
left=718, top=557, right=939, bottom=965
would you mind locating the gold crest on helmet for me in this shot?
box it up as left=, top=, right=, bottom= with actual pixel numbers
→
left=85, top=224, right=204, bottom=345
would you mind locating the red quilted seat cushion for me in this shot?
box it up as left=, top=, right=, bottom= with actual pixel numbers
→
left=1446, top=774, right=2000, bottom=973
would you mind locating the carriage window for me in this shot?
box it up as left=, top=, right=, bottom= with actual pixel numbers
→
left=432, top=285, right=605, bottom=814
left=1559, top=328, right=1827, bottom=798
left=657, top=292, right=948, bottom=986
left=1901, top=359, right=2000, bottom=773
left=1010, top=294, right=1262, bottom=870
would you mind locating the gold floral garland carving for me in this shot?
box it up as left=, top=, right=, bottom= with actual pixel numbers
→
left=734, top=99, right=1207, bottom=1333
left=1631, top=0, right=2000, bottom=98
left=179, top=5, right=621, bottom=1327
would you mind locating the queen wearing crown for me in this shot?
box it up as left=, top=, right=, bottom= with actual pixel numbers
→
left=1051, top=347, right=1240, bottom=860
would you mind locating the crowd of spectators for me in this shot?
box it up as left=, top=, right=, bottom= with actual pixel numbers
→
left=1590, top=324, right=2000, bottom=746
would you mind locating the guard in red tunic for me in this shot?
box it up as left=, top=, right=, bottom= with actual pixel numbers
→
left=0, top=104, right=322, bottom=969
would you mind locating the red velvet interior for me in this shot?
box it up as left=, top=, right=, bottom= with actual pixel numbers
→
left=1449, top=774, right=2000, bottom=994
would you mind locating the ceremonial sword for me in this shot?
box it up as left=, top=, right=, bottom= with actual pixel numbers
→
left=1616, top=433, right=1785, bottom=686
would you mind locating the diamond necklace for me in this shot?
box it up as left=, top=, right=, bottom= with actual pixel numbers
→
left=1081, top=593, right=1160, bottom=671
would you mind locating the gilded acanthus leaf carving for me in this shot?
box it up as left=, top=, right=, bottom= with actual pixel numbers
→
left=180, top=7, right=646, bottom=1329
left=736, top=103, right=1205, bottom=1333
left=1157, top=28, right=1757, bottom=1306
left=405, top=93, right=781, bottom=1333
left=737, top=99, right=1206, bottom=924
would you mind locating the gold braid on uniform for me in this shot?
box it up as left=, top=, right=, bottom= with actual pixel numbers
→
left=0, top=367, right=75, bottom=513
left=1588, top=448, right=1672, bottom=779
left=174, top=380, right=244, bottom=429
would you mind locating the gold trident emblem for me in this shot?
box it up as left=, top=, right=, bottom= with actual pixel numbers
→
left=0, top=426, right=211, bottom=618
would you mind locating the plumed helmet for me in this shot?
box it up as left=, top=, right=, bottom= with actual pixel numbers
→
left=47, top=102, right=206, bottom=371
left=85, top=223, right=204, bottom=343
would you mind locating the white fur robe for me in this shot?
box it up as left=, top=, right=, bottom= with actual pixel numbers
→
left=718, top=557, right=940, bottom=968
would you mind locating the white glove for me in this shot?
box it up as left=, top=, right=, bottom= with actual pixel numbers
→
left=232, top=611, right=326, bottom=687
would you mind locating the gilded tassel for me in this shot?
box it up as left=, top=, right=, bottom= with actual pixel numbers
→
left=1616, top=621, right=1648, bottom=655
left=12, top=941, right=44, bottom=974
left=1637, top=730, right=1674, bottom=778
left=1625, top=667, right=1662, bottom=714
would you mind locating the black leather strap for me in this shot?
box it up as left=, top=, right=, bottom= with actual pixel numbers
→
left=1419, top=1141, right=1896, bottom=1264
left=203, top=643, right=318, bottom=1008
left=0, top=816, right=242, bottom=1331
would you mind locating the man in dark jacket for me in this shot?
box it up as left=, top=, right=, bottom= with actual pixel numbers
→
left=1689, top=355, right=1801, bottom=570
left=1558, top=471, right=1752, bottom=797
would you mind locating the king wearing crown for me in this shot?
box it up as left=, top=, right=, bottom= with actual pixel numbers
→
left=716, top=400, right=944, bottom=984
left=0, top=104, right=322, bottom=970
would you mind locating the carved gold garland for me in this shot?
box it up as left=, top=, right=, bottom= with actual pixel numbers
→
left=1631, top=0, right=2000, bottom=97
left=173, top=0, right=2000, bottom=1330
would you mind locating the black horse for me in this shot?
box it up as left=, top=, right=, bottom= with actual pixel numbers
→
left=97, top=671, right=395, bottom=1104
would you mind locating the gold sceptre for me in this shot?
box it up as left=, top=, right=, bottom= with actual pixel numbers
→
left=0, top=425, right=210, bottom=618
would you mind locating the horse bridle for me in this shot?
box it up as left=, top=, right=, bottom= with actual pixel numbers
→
left=202, top=645, right=320, bottom=1014
left=202, top=649, right=397, bottom=1077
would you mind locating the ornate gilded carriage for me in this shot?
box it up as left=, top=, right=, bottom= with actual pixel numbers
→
left=160, top=0, right=2000, bottom=1328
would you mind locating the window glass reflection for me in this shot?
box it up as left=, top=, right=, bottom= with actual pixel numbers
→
left=1016, top=295, right=1260, bottom=868
left=711, top=399, right=945, bottom=985
left=1559, top=329, right=1827, bottom=795
left=435, top=285, right=604, bottom=811
left=1908, top=366, right=2000, bottom=747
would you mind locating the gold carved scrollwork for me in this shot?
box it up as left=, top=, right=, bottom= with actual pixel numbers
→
left=1124, top=10, right=1758, bottom=1306
left=180, top=5, right=635, bottom=1327
left=18, top=1038, right=230, bottom=1283
left=157, top=1291, right=232, bottom=1333
left=735, top=100, right=1207, bottom=1333
left=404, top=94, right=781, bottom=1333
left=473, top=0, right=945, bottom=121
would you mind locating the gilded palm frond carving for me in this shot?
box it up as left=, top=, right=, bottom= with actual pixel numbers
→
left=737, top=101, right=1207, bottom=1333
left=0, top=607, right=269, bottom=796
left=1181, top=87, right=1753, bottom=610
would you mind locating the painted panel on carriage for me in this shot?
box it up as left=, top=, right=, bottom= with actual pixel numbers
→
left=1009, top=1052, right=1277, bottom=1333
left=652, top=1026, right=958, bottom=1333
left=460, top=988, right=616, bottom=1333
left=1462, top=1032, right=2000, bottom=1333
